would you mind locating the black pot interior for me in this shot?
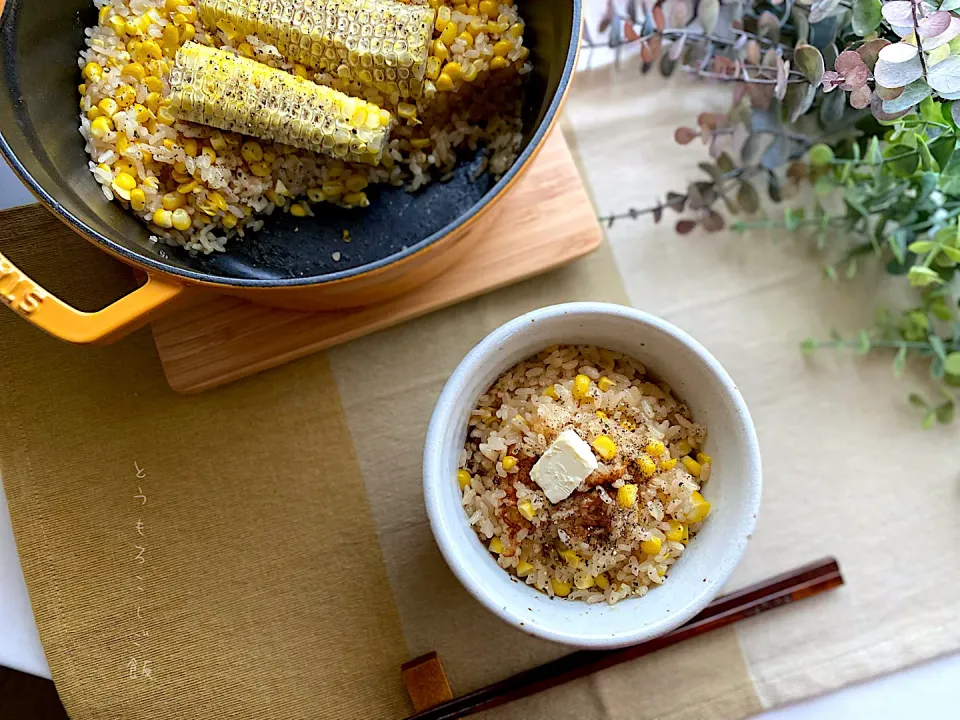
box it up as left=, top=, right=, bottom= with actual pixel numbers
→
left=0, top=0, right=578, bottom=287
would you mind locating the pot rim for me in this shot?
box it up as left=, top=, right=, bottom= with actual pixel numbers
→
left=0, top=0, right=582, bottom=290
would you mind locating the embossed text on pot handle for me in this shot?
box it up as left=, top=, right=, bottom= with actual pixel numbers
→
left=0, top=251, right=184, bottom=344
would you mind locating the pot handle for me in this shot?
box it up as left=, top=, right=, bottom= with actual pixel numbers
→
left=0, top=251, right=185, bottom=345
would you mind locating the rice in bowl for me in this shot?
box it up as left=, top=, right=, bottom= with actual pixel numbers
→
left=459, top=345, right=714, bottom=604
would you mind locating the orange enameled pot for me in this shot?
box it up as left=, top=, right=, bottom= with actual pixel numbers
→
left=0, top=0, right=581, bottom=344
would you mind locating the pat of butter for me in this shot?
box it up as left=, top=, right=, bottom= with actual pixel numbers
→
left=531, top=429, right=599, bottom=504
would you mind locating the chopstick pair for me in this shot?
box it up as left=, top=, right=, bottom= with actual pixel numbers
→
left=403, top=557, right=844, bottom=720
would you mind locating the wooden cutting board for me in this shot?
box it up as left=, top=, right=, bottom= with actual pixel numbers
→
left=152, top=130, right=602, bottom=394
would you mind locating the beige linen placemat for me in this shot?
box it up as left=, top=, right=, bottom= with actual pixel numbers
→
left=0, top=192, right=761, bottom=719
left=564, top=55, right=960, bottom=709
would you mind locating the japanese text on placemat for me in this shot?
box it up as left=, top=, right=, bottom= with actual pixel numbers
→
left=127, top=462, right=153, bottom=681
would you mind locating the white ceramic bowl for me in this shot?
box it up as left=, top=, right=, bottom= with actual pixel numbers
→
left=423, top=302, right=762, bottom=649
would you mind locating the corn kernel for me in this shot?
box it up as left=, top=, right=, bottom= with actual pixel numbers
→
left=637, top=453, right=657, bottom=477
left=115, top=85, right=136, bottom=109
left=108, top=15, right=126, bottom=35
left=559, top=549, right=580, bottom=567
left=116, top=134, right=130, bottom=154
left=157, top=105, right=176, bottom=125
left=516, top=46, right=530, bottom=63
left=641, top=536, right=662, bottom=556
left=595, top=378, right=614, bottom=393
left=209, top=192, right=228, bottom=212
left=501, top=455, right=517, bottom=471
left=436, top=72, right=455, bottom=91
left=517, top=500, right=536, bottom=521
left=696, top=452, right=712, bottom=466
left=89, top=115, right=113, bottom=139
left=343, top=191, right=369, bottom=207
left=676, top=439, right=692, bottom=456
left=573, top=374, right=591, bottom=400
left=432, top=39, right=450, bottom=63
left=122, top=62, right=146, bottom=81
left=660, top=458, right=678, bottom=471
left=83, top=62, right=103, bottom=82
left=685, top=491, right=711, bottom=523
left=516, top=561, right=534, bottom=577
left=574, top=572, right=595, bottom=590
left=179, top=138, right=197, bottom=157
left=178, top=180, right=199, bottom=194
left=595, top=573, right=610, bottom=590
left=680, top=456, right=702, bottom=477
left=142, top=176, right=160, bottom=191
left=596, top=410, right=607, bottom=420
left=666, top=521, right=686, bottom=543
left=322, top=180, right=344, bottom=196
left=162, top=193, right=186, bottom=210
left=152, top=208, right=174, bottom=228
left=241, top=140, right=264, bottom=164
left=134, top=104, right=152, bottom=123
left=439, top=22, right=458, bottom=46
left=543, top=385, right=557, bottom=399
left=479, top=0, right=499, bottom=16
left=289, top=202, right=308, bottom=218
left=237, top=42, right=255, bottom=59
left=139, top=40, right=163, bottom=62
left=457, top=469, right=471, bottom=489
left=250, top=161, right=272, bottom=178
left=645, top=440, right=666, bottom=457
left=617, top=483, right=638, bottom=509
left=550, top=577, right=572, bottom=597
left=442, top=61, right=463, bottom=82
left=489, top=537, right=503, bottom=554
left=182, top=22, right=196, bottom=42
left=345, top=175, right=368, bottom=193
left=507, top=22, right=525, bottom=39
left=379, top=108, right=392, bottom=127
left=97, top=98, right=119, bottom=117
left=201, top=147, right=217, bottom=164
left=435, top=6, right=451, bottom=31
left=129, top=188, right=147, bottom=211
left=171, top=208, right=191, bottom=231
left=592, top=435, right=617, bottom=461
left=307, top=187, right=325, bottom=203
left=458, top=31, right=474, bottom=46
left=222, top=213, right=239, bottom=229
left=86, top=107, right=102, bottom=121
left=461, top=62, right=479, bottom=82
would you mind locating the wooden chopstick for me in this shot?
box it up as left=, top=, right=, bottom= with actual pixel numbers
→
left=405, top=557, right=843, bottom=720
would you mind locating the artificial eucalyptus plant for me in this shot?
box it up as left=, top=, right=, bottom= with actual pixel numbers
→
left=587, top=0, right=960, bottom=426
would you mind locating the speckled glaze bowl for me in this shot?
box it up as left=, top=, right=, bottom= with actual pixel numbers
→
left=423, top=302, right=762, bottom=648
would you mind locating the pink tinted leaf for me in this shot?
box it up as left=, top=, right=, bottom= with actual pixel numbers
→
left=676, top=219, right=698, bottom=234
left=675, top=127, right=699, bottom=145
left=821, top=70, right=843, bottom=91
left=880, top=1, right=914, bottom=25
left=835, top=50, right=865, bottom=74
left=841, top=63, right=870, bottom=90
left=856, top=38, right=891, bottom=70
left=599, top=0, right=615, bottom=32
left=918, top=11, right=951, bottom=38
left=850, top=85, right=872, bottom=109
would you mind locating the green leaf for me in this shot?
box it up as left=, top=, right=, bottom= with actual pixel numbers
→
left=857, top=329, right=871, bottom=355
left=944, top=352, right=960, bottom=376
left=809, top=143, right=835, bottom=166
left=800, top=338, right=818, bottom=354
left=867, top=136, right=883, bottom=165
left=852, top=0, right=882, bottom=35
left=945, top=100, right=959, bottom=130
left=939, top=0, right=960, bottom=11
left=941, top=152, right=960, bottom=195
left=881, top=81, right=932, bottom=115
left=916, top=135, right=938, bottom=172
left=824, top=264, right=838, bottom=282
left=909, top=241, right=936, bottom=253
left=929, top=137, right=955, bottom=174
left=921, top=411, right=936, bottom=429
left=784, top=82, right=816, bottom=123
left=737, top=181, right=760, bottom=213
left=893, top=344, right=907, bottom=377
left=909, top=393, right=929, bottom=409
left=929, top=335, right=948, bottom=363
left=942, top=247, right=960, bottom=262
left=794, top=45, right=825, bottom=84
left=936, top=401, right=955, bottom=425
left=927, top=56, right=960, bottom=96
left=907, top=266, right=945, bottom=287
left=716, top=153, right=736, bottom=174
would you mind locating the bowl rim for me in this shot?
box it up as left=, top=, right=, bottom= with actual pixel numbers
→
left=423, top=302, right=763, bottom=648
left=0, top=0, right=582, bottom=289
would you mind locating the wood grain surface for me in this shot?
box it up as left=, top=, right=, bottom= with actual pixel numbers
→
left=152, top=131, right=602, bottom=393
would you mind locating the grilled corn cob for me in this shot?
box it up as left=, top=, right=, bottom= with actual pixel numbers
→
left=197, top=0, right=435, bottom=99
left=169, top=43, right=394, bottom=165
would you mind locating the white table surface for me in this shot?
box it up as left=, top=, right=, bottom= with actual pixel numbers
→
left=1, top=159, right=958, bottom=714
